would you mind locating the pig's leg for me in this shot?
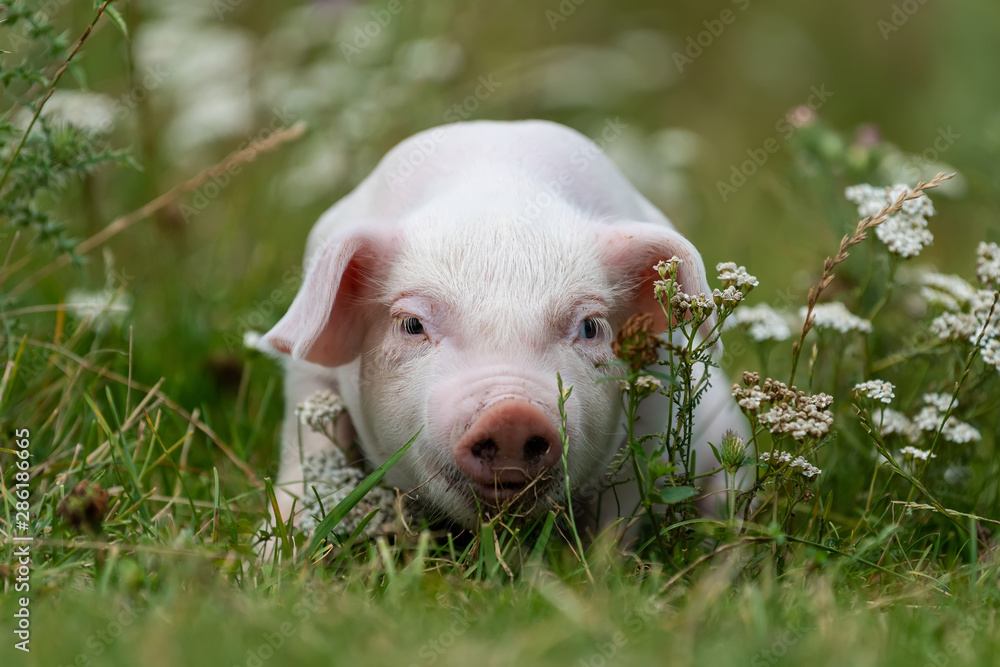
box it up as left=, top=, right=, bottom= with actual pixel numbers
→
left=272, top=360, right=354, bottom=528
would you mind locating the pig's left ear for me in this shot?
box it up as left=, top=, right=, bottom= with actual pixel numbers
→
left=261, top=229, right=390, bottom=367
left=601, top=221, right=717, bottom=343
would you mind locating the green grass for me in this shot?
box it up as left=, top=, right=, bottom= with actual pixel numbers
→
left=2, top=1, right=1000, bottom=665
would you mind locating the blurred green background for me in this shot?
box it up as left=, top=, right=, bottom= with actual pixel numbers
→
left=10, top=0, right=1000, bottom=463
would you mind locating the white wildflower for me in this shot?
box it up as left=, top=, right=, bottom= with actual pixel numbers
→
left=941, top=417, right=981, bottom=444
left=19, top=90, right=117, bottom=133
left=634, top=375, right=663, bottom=395
left=910, top=393, right=980, bottom=443
left=845, top=183, right=935, bottom=258
left=879, top=409, right=921, bottom=443
left=900, top=446, right=937, bottom=462
left=296, top=390, right=346, bottom=433
left=654, top=256, right=682, bottom=279
left=801, top=465, right=822, bottom=478
left=713, top=286, right=743, bottom=310
left=982, top=338, right=1000, bottom=371
left=732, top=384, right=768, bottom=412
left=854, top=380, right=895, bottom=404
left=243, top=330, right=263, bottom=350
left=916, top=271, right=976, bottom=312
left=759, top=451, right=771, bottom=463
left=929, top=312, right=979, bottom=341
left=727, top=304, right=791, bottom=342
left=66, top=288, right=132, bottom=333
left=976, top=242, right=1000, bottom=288
left=716, top=262, right=759, bottom=294
left=776, top=451, right=792, bottom=464
left=802, top=302, right=872, bottom=334
left=922, top=392, right=953, bottom=412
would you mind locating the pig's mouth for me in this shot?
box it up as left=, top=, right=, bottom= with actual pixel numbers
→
left=441, top=465, right=558, bottom=514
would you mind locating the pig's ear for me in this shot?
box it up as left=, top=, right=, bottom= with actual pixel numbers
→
left=261, top=230, right=388, bottom=367
left=602, top=221, right=717, bottom=342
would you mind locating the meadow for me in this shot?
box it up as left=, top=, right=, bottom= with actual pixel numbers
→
left=2, top=1, right=1000, bottom=665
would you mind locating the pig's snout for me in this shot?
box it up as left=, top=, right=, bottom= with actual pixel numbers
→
left=454, top=400, right=562, bottom=499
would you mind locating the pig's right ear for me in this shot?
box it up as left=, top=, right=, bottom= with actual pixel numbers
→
left=261, top=230, right=388, bottom=368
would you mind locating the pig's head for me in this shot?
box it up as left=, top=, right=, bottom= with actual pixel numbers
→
left=263, top=205, right=713, bottom=527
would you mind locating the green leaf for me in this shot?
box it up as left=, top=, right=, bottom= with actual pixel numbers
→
left=305, top=429, right=419, bottom=559
left=104, top=3, right=129, bottom=39
left=659, top=486, right=698, bottom=504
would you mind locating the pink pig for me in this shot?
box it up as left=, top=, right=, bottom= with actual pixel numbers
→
left=262, top=120, right=742, bottom=532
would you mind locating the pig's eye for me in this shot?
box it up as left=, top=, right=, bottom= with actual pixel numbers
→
left=402, top=317, right=424, bottom=336
left=578, top=319, right=599, bottom=340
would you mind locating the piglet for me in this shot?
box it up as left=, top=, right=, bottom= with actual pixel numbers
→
left=261, top=120, right=742, bottom=534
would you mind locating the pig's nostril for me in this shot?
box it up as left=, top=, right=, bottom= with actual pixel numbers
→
left=523, top=436, right=551, bottom=462
left=470, top=438, right=498, bottom=462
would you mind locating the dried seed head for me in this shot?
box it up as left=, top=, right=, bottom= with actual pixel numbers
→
left=57, top=480, right=109, bottom=534
left=613, top=313, right=662, bottom=371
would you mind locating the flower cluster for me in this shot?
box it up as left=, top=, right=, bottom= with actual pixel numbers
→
left=854, top=380, right=895, bottom=404
left=733, top=373, right=834, bottom=442
left=726, top=304, right=791, bottom=342
left=633, top=375, right=663, bottom=396
left=759, top=450, right=822, bottom=478
left=296, top=390, right=347, bottom=434
left=845, top=183, right=936, bottom=258
left=977, top=241, right=1000, bottom=289
left=802, top=302, right=873, bottom=334
left=297, top=449, right=396, bottom=538
left=900, top=446, right=937, bottom=462
left=910, top=393, right=981, bottom=444
left=716, top=262, right=759, bottom=294
left=879, top=409, right=921, bottom=443
left=916, top=271, right=976, bottom=312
